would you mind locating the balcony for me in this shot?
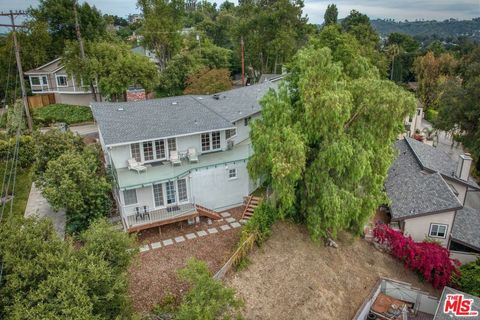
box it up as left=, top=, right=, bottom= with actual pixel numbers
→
left=122, top=202, right=198, bottom=232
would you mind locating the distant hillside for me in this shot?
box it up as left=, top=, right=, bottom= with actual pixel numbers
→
left=371, top=18, right=480, bottom=41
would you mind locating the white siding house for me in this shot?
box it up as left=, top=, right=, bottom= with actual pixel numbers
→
left=92, top=80, right=281, bottom=232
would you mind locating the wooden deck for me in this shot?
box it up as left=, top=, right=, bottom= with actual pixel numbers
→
left=124, top=203, right=198, bottom=233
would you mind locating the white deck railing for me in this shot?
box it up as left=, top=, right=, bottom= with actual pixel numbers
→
left=122, top=203, right=196, bottom=229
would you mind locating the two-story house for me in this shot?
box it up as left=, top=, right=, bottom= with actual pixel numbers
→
left=385, top=137, right=480, bottom=264
left=25, top=58, right=99, bottom=106
left=91, top=79, right=281, bottom=232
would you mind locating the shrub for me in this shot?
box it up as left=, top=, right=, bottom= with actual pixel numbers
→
left=175, top=258, right=243, bottom=320
left=452, top=258, right=480, bottom=296
left=424, top=109, right=438, bottom=123
left=32, top=104, right=93, bottom=125
left=241, top=200, right=278, bottom=244
left=0, top=135, right=35, bottom=167
left=0, top=217, right=135, bottom=319
left=374, top=223, right=460, bottom=288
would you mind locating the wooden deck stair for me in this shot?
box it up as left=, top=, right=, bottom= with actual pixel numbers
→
left=196, top=204, right=222, bottom=220
left=241, top=196, right=262, bottom=221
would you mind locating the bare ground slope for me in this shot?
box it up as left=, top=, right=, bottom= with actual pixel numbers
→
left=227, top=222, right=439, bottom=320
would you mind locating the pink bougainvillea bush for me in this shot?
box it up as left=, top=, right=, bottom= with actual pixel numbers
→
left=373, top=223, right=460, bottom=289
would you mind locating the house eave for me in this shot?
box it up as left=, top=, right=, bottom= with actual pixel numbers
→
left=390, top=205, right=463, bottom=222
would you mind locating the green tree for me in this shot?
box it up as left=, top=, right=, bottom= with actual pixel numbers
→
left=452, top=259, right=480, bottom=297
left=33, top=129, right=84, bottom=176
left=138, top=0, right=185, bottom=70
left=249, top=28, right=415, bottom=240
left=41, top=149, right=111, bottom=233
left=184, top=68, right=232, bottom=94
left=175, top=259, right=243, bottom=320
left=341, top=10, right=387, bottom=76
left=30, top=0, right=106, bottom=57
left=324, top=4, right=338, bottom=26
left=0, top=216, right=135, bottom=319
left=63, top=40, right=159, bottom=101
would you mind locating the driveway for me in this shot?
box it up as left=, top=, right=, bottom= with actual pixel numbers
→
left=24, top=183, right=66, bottom=239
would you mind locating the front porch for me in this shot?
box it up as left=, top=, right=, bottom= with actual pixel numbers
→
left=122, top=203, right=198, bottom=233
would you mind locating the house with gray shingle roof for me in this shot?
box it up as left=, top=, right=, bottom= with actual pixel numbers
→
left=91, top=79, right=281, bottom=232
left=385, top=137, right=480, bottom=264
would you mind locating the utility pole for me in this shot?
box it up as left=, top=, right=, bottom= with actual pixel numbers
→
left=0, top=10, right=33, bottom=131
left=240, top=36, right=245, bottom=86
left=73, top=0, right=98, bottom=102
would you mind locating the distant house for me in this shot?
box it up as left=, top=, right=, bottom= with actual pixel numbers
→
left=353, top=277, right=479, bottom=320
left=385, top=137, right=480, bottom=263
left=130, top=46, right=160, bottom=66
left=127, top=13, right=142, bottom=24
left=24, top=58, right=99, bottom=106
left=91, top=79, right=282, bottom=232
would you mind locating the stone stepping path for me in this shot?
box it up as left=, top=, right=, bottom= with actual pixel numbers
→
left=139, top=214, right=243, bottom=253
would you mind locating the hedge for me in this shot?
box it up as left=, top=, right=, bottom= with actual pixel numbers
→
left=32, top=104, right=93, bottom=125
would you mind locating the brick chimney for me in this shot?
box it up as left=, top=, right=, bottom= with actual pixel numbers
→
left=455, top=153, right=472, bottom=181
left=126, top=88, right=146, bottom=102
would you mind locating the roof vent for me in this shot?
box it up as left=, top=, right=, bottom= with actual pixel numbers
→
left=194, top=119, right=198, bottom=125
left=197, top=97, right=203, bottom=100
left=117, top=107, right=124, bottom=111
left=213, top=94, right=220, bottom=100
left=172, top=101, right=178, bottom=105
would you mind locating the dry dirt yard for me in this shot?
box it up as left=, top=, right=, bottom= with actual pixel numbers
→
left=227, top=222, right=440, bottom=320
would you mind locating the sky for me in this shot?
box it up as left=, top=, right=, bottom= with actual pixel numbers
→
left=0, top=0, right=479, bottom=27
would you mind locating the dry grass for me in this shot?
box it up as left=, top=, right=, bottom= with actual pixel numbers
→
left=227, top=221, right=440, bottom=320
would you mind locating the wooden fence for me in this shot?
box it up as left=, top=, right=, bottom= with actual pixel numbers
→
left=214, top=233, right=256, bottom=280
left=27, top=94, right=55, bottom=108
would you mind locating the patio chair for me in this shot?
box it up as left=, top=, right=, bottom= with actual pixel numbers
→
left=143, top=205, right=150, bottom=220
left=135, top=207, right=142, bottom=221
left=170, top=150, right=181, bottom=166
left=187, top=147, right=198, bottom=163
left=127, top=158, right=147, bottom=173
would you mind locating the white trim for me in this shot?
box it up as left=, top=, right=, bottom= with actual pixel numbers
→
left=35, top=57, right=61, bottom=71
left=227, top=168, right=238, bottom=180
left=105, top=127, right=236, bottom=148
left=429, top=223, right=448, bottom=239
left=55, top=75, right=68, bottom=87
left=52, top=65, right=65, bottom=73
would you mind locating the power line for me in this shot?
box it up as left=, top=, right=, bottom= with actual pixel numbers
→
left=0, top=10, right=33, bottom=132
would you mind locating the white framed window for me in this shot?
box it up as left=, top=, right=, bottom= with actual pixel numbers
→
left=167, top=138, right=176, bottom=154
left=153, top=183, right=164, bottom=207
left=155, top=139, right=166, bottom=159
left=130, top=143, right=141, bottom=162
left=166, top=181, right=176, bottom=205
left=143, top=141, right=154, bottom=161
left=201, top=131, right=221, bottom=152
left=177, top=179, right=188, bottom=202
left=123, top=189, right=137, bottom=206
left=226, top=128, right=236, bottom=140
left=30, top=76, right=48, bottom=86
left=228, top=168, right=237, bottom=180
left=56, top=75, right=68, bottom=87
left=429, top=223, right=447, bottom=238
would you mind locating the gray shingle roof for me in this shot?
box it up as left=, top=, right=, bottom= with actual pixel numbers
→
left=405, top=137, right=479, bottom=189
left=434, top=287, right=480, bottom=320
left=192, top=80, right=280, bottom=122
left=91, top=96, right=235, bottom=146
left=451, top=206, right=480, bottom=250
left=92, top=79, right=282, bottom=146
left=385, top=140, right=462, bottom=220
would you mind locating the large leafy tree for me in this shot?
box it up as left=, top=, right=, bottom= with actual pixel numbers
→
left=183, top=68, right=232, bottom=95
left=30, top=0, right=106, bottom=57
left=41, top=149, right=112, bottom=233
left=341, top=10, right=387, bottom=77
left=386, top=32, right=420, bottom=82
left=413, top=51, right=457, bottom=109
left=324, top=4, right=338, bottom=26
left=234, top=0, right=310, bottom=75
left=63, top=40, right=159, bottom=101
left=138, top=0, right=185, bottom=70
left=249, top=26, right=415, bottom=240
left=0, top=217, right=136, bottom=319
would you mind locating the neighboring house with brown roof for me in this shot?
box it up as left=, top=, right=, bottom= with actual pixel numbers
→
left=385, top=137, right=480, bottom=264
left=24, top=58, right=99, bottom=106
